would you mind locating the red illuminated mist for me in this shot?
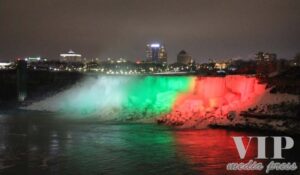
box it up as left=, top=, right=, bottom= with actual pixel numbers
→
left=161, top=75, right=266, bottom=125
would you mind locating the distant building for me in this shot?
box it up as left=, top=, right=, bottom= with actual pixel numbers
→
left=290, top=53, right=300, bottom=67
left=24, top=57, right=47, bottom=67
left=255, top=52, right=278, bottom=76
left=255, top=52, right=277, bottom=62
left=177, top=50, right=192, bottom=65
left=60, top=50, right=82, bottom=62
left=0, top=62, right=13, bottom=69
left=105, top=58, right=127, bottom=63
left=204, top=58, right=232, bottom=70
left=25, top=57, right=41, bottom=62
left=215, top=62, right=228, bottom=70
left=146, top=43, right=167, bottom=63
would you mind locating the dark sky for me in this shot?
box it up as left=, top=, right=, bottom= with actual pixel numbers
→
left=0, top=0, right=299, bottom=63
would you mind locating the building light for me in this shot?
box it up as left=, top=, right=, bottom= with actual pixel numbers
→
left=60, top=53, right=82, bottom=57
left=150, top=43, right=160, bottom=48
left=0, top=63, right=11, bottom=66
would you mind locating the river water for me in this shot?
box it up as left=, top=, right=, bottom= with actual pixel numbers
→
left=0, top=111, right=299, bottom=175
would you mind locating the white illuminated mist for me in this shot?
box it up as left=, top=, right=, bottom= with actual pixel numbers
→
left=25, top=76, right=129, bottom=119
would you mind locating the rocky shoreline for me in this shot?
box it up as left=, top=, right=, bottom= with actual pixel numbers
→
left=157, top=92, right=300, bottom=134
left=156, top=68, right=300, bottom=134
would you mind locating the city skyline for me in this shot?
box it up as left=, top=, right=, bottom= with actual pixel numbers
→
left=0, top=0, right=299, bottom=62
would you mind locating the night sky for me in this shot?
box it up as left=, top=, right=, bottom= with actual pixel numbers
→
left=0, top=0, right=299, bottom=63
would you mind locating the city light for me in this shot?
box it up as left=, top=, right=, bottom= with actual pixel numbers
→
left=60, top=53, right=82, bottom=57
left=0, top=63, right=11, bottom=66
left=150, top=43, right=160, bottom=48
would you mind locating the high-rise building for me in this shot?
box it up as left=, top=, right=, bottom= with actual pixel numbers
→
left=60, top=50, right=82, bottom=62
left=177, top=50, right=192, bottom=65
left=146, top=43, right=167, bottom=63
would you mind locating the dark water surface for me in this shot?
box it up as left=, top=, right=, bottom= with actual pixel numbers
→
left=0, top=111, right=299, bottom=175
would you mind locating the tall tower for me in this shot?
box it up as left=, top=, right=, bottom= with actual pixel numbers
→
left=146, top=43, right=167, bottom=64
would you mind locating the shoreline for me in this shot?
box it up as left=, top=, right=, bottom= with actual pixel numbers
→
left=1, top=107, right=299, bottom=135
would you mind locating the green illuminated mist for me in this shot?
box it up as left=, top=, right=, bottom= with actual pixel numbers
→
left=122, top=76, right=192, bottom=119
left=26, top=76, right=192, bottom=120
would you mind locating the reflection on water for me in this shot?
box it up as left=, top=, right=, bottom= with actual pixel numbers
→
left=175, top=130, right=265, bottom=175
left=0, top=112, right=299, bottom=175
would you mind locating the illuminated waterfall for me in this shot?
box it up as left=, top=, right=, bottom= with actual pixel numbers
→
left=25, top=76, right=193, bottom=119
left=25, top=75, right=266, bottom=121
left=163, top=75, right=266, bottom=126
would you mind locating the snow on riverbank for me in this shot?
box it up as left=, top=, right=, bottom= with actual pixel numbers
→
left=158, top=87, right=300, bottom=133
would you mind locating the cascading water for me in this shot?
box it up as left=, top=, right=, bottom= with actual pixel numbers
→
left=161, top=75, right=266, bottom=127
left=25, top=76, right=193, bottom=120
left=25, top=75, right=266, bottom=122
